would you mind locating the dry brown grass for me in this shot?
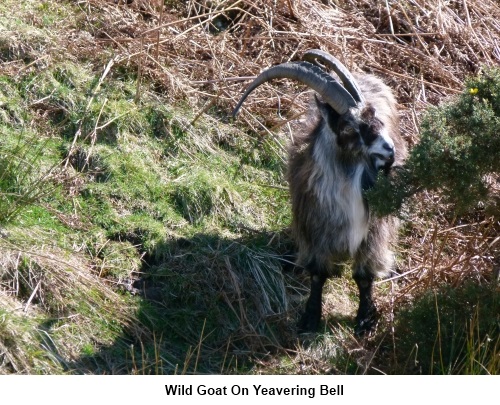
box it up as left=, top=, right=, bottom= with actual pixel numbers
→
left=75, top=1, right=499, bottom=107
left=0, top=232, right=136, bottom=373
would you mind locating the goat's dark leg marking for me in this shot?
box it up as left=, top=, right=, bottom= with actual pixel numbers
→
left=353, top=271, right=378, bottom=336
left=298, top=271, right=327, bottom=333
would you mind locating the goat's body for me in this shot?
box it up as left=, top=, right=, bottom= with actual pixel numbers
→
left=290, top=127, right=373, bottom=266
left=232, top=50, right=407, bottom=334
left=288, top=74, right=406, bottom=333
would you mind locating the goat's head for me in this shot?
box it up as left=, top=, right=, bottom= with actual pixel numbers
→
left=233, top=49, right=396, bottom=171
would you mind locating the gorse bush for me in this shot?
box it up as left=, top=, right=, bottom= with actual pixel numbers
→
left=368, top=67, right=500, bottom=216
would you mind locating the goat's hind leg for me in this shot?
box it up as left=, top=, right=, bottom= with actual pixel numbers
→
left=298, top=262, right=327, bottom=333
left=353, top=268, right=378, bottom=336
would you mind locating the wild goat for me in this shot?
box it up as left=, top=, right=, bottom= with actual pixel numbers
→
left=233, top=49, right=407, bottom=335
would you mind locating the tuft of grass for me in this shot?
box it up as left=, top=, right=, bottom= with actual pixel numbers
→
left=0, top=236, right=136, bottom=374
left=0, top=130, right=59, bottom=224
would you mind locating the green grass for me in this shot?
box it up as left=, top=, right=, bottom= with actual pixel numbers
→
left=0, top=0, right=294, bottom=374
left=0, top=128, right=59, bottom=224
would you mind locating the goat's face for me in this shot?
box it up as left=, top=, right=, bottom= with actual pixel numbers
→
left=319, top=101, right=395, bottom=170
left=358, top=105, right=395, bottom=171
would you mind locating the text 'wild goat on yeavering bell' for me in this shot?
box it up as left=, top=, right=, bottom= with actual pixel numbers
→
left=233, top=49, right=407, bottom=336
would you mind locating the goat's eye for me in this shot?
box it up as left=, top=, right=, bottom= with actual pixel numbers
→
left=361, top=118, right=383, bottom=145
left=343, top=126, right=356, bottom=137
left=360, top=124, right=377, bottom=145
left=337, top=125, right=359, bottom=148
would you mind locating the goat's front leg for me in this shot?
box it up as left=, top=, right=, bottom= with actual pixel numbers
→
left=298, top=271, right=327, bottom=333
left=353, top=271, right=378, bottom=336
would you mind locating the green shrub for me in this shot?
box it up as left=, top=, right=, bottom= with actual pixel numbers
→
left=368, top=67, right=500, bottom=216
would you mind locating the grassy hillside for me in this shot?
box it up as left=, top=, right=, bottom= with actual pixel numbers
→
left=0, top=0, right=498, bottom=374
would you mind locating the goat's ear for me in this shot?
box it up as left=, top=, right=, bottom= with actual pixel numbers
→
left=314, top=95, right=340, bottom=127
left=314, top=95, right=328, bottom=119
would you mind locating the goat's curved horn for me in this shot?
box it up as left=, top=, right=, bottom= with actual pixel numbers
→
left=232, top=61, right=356, bottom=118
left=303, top=49, right=364, bottom=104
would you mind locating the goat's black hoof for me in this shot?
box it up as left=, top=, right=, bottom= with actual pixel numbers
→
left=298, top=312, right=321, bottom=334
left=354, top=307, right=378, bottom=337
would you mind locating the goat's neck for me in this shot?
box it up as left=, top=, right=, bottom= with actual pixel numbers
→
left=309, top=131, right=370, bottom=255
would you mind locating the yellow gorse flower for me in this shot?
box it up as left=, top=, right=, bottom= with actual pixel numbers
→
left=469, top=87, right=479, bottom=95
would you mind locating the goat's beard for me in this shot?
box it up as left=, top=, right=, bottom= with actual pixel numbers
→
left=372, top=155, right=394, bottom=175
left=381, top=161, right=394, bottom=176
